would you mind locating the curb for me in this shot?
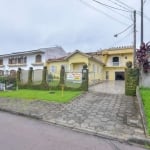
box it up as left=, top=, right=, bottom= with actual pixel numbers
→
left=0, top=107, right=42, bottom=120
left=127, top=137, right=150, bottom=146
left=136, top=86, right=149, bottom=137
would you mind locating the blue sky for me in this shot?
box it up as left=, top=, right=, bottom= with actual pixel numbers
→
left=0, top=0, right=149, bottom=54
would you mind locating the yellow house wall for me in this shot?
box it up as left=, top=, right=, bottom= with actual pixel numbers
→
left=102, top=48, right=133, bottom=66
left=104, top=67, right=125, bottom=80
left=67, top=53, right=103, bottom=84
left=67, top=53, right=89, bottom=72
left=88, top=59, right=104, bottom=84
left=106, top=53, right=133, bottom=67
left=47, top=61, right=67, bottom=78
left=68, top=53, right=88, bottom=65
left=46, top=48, right=133, bottom=82
left=102, top=48, right=133, bottom=80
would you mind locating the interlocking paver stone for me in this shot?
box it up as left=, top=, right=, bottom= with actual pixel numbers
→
left=0, top=82, right=146, bottom=141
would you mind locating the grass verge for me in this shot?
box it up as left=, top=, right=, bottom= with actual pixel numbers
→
left=0, top=89, right=82, bottom=103
left=140, top=88, right=150, bottom=134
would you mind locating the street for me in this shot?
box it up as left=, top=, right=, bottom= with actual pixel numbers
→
left=0, top=111, right=146, bottom=150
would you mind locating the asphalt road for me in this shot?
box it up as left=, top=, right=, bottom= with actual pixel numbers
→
left=0, top=111, right=146, bottom=150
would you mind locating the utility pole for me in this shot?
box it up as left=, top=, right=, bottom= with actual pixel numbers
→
left=141, top=0, right=144, bottom=44
left=133, top=10, right=136, bottom=68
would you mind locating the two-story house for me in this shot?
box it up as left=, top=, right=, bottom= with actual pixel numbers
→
left=0, top=46, right=66, bottom=76
left=100, top=46, right=133, bottom=80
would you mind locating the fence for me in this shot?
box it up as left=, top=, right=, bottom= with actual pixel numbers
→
left=20, top=69, right=43, bottom=84
left=48, top=72, right=82, bottom=90
left=0, top=76, right=16, bottom=91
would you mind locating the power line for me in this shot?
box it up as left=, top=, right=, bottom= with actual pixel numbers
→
left=106, top=0, right=131, bottom=11
left=105, top=5, right=132, bottom=21
left=92, top=0, right=131, bottom=12
left=79, top=0, right=128, bottom=25
left=113, top=0, right=134, bottom=11
left=136, top=11, right=150, bottom=22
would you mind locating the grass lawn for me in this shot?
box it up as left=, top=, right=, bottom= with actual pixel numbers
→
left=48, top=80, right=81, bottom=88
left=140, top=88, right=150, bottom=134
left=0, top=89, right=82, bottom=103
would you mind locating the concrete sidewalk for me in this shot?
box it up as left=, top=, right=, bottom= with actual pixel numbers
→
left=89, top=81, right=125, bottom=94
left=0, top=91, right=146, bottom=142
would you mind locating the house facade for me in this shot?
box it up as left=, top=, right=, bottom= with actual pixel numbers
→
left=47, top=50, right=104, bottom=85
left=47, top=46, right=133, bottom=82
left=100, top=46, right=133, bottom=80
left=0, top=45, right=133, bottom=83
left=0, top=46, right=66, bottom=76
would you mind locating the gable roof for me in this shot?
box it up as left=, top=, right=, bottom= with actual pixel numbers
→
left=65, top=50, right=91, bottom=60
left=47, top=49, right=104, bottom=65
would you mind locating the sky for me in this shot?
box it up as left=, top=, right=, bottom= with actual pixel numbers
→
left=0, top=0, right=149, bottom=54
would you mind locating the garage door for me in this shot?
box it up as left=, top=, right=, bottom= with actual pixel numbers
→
left=115, top=72, right=125, bottom=80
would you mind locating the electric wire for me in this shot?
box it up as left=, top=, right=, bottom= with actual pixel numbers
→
left=113, top=0, right=134, bottom=11
left=79, top=0, right=128, bottom=25
left=106, top=0, right=131, bottom=11
left=136, top=11, right=150, bottom=22
left=106, top=5, right=132, bottom=21
left=92, top=0, right=131, bottom=12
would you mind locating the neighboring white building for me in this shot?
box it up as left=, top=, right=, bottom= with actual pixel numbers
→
left=0, top=46, right=66, bottom=76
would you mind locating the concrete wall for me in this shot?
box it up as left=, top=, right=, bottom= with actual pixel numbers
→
left=140, top=71, right=150, bottom=88
left=33, top=69, right=43, bottom=83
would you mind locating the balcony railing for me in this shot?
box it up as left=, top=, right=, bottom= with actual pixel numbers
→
left=112, top=62, right=119, bottom=66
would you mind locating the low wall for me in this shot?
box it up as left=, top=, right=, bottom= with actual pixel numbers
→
left=140, top=71, right=150, bottom=88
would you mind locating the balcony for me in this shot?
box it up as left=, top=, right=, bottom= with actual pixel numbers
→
left=8, top=63, right=27, bottom=67
left=31, top=62, right=44, bottom=66
left=113, top=62, right=119, bottom=66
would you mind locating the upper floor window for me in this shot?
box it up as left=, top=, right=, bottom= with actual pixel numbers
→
left=36, top=55, right=42, bottom=63
left=112, top=57, right=119, bottom=66
left=0, top=59, right=3, bottom=65
left=8, top=56, right=27, bottom=64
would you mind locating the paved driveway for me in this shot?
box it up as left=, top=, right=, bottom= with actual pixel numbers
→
left=89, top=81, right=125, bottom=94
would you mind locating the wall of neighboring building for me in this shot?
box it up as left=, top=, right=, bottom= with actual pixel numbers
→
left=0, top=53, right=45, bottom=76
